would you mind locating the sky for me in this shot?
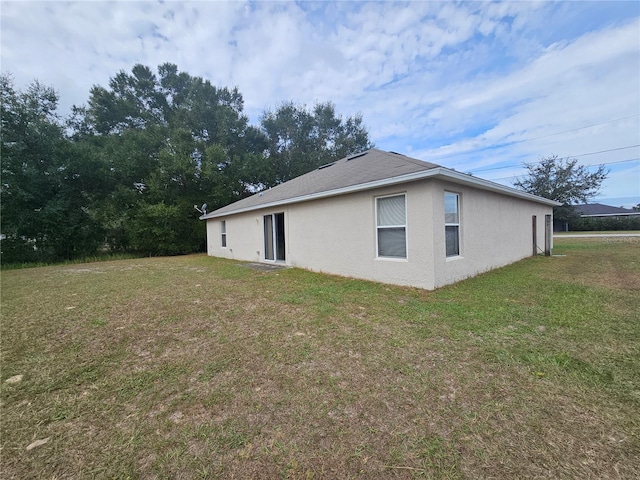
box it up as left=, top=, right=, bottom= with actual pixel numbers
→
left=2, top=0, right=639, bottom=207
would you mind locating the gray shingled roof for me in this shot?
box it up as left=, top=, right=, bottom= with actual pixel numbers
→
left=202, top=148, right=560, bottom=219
left=208, top=149, right=440, bottom=216
left=574, top=203, right=638, bottom=216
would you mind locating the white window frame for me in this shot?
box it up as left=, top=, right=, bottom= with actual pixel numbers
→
left=444, top=192, right=460, bottom=258
left=220, top=220, right=227, bottom=248
left=375, top=193, right=407, bottom=259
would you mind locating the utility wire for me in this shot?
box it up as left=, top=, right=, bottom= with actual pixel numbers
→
left=513, top=114, right=640, bottom=143
left=470, top=145, right=640, bottom=173
left=424, top=114, right=640, bottom=164
left=571, top=144, right=640, bottom=158
left=483, top=157, right=640, bottom=183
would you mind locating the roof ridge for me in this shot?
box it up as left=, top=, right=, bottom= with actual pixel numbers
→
left=337, top=148, right=439, bottom=170
left=380, top=149, right=442, bottom=169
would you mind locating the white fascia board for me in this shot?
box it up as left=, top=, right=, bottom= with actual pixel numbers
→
left=201, top=168, right=559, bottom=220
left=435, top=168, right=562, bottom=206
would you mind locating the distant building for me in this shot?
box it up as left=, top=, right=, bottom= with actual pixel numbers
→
left=574, top=203, right=640, bottom=218
left=557, top=203, right=640, bottom=232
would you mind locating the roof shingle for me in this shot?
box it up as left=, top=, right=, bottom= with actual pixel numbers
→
left=202, top=148, right=560, bottom=218
left=209, top=149, right=440, bottom=216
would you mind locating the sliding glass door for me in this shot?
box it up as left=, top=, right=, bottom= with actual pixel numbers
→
left=263, top=213, right=285, bottom=261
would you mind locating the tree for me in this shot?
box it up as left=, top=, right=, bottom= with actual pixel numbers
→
left=1, top=75, right=103, bottom=263
left=76, top=63, right=269, bottom=256
left=513, top=155, right=608, bottom=225
left=260, top=101, right=373, bottom=186
left=2, top=65, right=375, bottom=261
left=514, top=155, right=608, bottom=204
left=85, top=63, right=260, bottom=153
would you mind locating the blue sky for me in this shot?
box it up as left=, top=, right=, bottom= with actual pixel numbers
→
left=2, top=1, right=639, bottom=206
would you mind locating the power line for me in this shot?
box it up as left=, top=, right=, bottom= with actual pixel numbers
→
left=601, top=157, right=640, bottom=166
left=470, top=145, right=640, bottom=174
left=424, top=114, right=640, bottom=164
left=483, top=157, right=640, bottom=183
left=572, top=144, right=640, bottom=158
left=515, top=114, right=640, bottom=144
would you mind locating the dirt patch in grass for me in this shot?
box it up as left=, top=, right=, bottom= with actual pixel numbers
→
left=237, top=262, right=290, bottom=272
left=2, top=244, right=639, bottom=478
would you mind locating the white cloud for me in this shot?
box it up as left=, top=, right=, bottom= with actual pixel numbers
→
left=407, top=17, right=640, bottom=187
left=1, top=0, right=638, bottom=202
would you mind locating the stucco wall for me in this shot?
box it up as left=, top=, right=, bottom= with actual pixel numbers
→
left=207, top=182, right=437, bottom=289
left=206, top=179, right=553, bottom=290
left=286, top=182, right=436, bottom=289
left=206, top=211, right=266, bottom=263
left=430, top=179, right=553, bottom=288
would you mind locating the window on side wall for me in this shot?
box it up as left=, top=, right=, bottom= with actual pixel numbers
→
left=445, top=192, right=460, bottom=257
left=376, top=194, right=407, bottom=258
left=221, top=220, right=227, bottom=247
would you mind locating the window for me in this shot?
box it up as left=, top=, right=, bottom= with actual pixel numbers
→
left=376, top=194, right=407, bottom=258
left=445, top=192, right=460, bottom=257
left=220, top=220, right=227, bottom=247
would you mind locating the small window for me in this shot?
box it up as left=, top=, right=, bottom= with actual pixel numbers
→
left=445, top=192, right=460, bottom=257
left=376, top=194, right=407, bottom=258
left=221, top=220, right=227, bottom=247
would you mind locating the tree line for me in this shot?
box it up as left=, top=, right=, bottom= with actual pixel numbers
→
left=1, top=64, right=373, bottom=264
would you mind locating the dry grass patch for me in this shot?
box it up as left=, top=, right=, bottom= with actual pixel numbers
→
left=2, top=241, right=639, bottom=479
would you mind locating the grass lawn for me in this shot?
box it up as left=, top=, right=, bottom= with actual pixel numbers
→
left=554, top=231, right=640, bottom=235
left=1, top=238, right=639, bottom=479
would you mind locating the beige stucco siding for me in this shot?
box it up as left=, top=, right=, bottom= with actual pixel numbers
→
left=206, top=179, right=553, bottom=290
left=207, top=182, right=437, bottom=289
left=431, top=180, right=553, bottom=288
left=287, top=182, right=436, bottom=289
left=206, top=211, right=266, bottom=263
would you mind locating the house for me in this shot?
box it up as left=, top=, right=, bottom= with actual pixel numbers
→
left=573, top=202, right=640, bottom=231
left=200, top=149, right=559, bottom=290
left=555, top=203, right=640, bottom=231
left=574, top=203, right=640, bottom=218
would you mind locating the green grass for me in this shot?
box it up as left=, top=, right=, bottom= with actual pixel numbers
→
left=554, top=230, right=640, bottom=235
left=1, top=239, right=639, bottom=478
left=0, top=252, right=142, bottom=271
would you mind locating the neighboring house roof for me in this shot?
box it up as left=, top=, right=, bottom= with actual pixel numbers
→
left=201, top=149, right=560, bottom=219
left=574, top=203, right=640, bottom=217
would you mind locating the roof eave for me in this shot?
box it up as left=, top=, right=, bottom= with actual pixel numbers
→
left=201, top=167, right=560, bottom=219
left=435, top=168, right=562, bottom=206
left=201, top=169, right=442, bottom=219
